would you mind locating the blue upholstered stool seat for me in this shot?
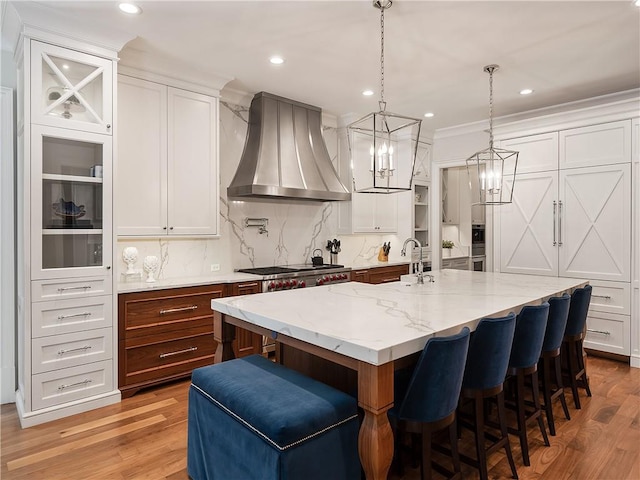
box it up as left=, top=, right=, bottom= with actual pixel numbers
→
left=187, top=354, right=360, bottom=480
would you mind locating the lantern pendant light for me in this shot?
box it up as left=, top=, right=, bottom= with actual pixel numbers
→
left=347, top=0, right=423, bottom=194
left=466, top=64, right=518, bottom=205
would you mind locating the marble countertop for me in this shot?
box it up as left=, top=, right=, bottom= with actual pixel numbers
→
left=211, top=270, right=587, bottom=366
left=118, top=272, right=262, bottom=293
left=117, top=262, right=412, bottom=293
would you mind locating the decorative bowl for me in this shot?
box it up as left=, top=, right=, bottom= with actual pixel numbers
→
left=52, top=198, right=86, bottom=218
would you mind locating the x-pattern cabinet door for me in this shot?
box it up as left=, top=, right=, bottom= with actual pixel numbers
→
left=559, top=164, right=631, bottom=282
left=499, top=171, right=558, bottom=276
left=30, top=41, right=113, bottom=135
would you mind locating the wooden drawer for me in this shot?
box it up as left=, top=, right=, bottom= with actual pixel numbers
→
left=588, top=280, right=630, bottom=315
left=32, top=295, right=112, bottom=338
left=584, top=311, right=630, bottom=356
left=119, top=285, right=225, bottom=331
left=32, top=360, right=113, bottom=411
left=120, top=333, right=216, bottom=389
left=367, top=264, right=410, bottom=284
left=32, top=276, right=112, bottom=302
left=32, top=327, right=113, bottom=374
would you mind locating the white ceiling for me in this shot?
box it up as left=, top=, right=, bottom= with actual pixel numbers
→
left=11, top=1, right=640, bottom=132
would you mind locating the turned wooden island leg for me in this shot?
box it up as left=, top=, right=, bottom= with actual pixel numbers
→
left=358, top=361, right=394, bottom=480
left=213, top=312, right=236, bottom=363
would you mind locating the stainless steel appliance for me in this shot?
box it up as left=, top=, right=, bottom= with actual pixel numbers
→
left=471, top=256, right=485, bottom=272
left=472, top=224, right=485, bottom=256
left=236, top=264, right=351, bottom=292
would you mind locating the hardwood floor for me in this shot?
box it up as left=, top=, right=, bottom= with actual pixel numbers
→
left=2, top=356, right=638, bottom=479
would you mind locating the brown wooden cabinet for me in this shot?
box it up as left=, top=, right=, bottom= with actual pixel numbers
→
left=118, top=281, right=265, bottom=397
left=351, top=264, right=409, bottom=285
left=228, top=281, right=263, bottom=358
left=118, top=284, right=225, bottom=398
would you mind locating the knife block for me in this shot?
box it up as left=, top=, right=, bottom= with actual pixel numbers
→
left=377, top=248, right=388, bottom=262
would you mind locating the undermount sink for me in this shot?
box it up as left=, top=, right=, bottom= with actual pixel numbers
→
left=399, top=274, right=434, bottom=285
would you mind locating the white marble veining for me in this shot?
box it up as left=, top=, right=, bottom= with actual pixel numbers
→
left=211, top=270, right=587, bottom=366
left=117, top=99, right=412, bottom=285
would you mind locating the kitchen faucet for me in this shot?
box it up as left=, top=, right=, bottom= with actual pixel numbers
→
left=401, top=237, right=425, bottom=284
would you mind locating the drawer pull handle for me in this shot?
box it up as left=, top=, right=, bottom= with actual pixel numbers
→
left=159, top=346, right=198, bottom=359
left=587, top=329, right=611, bottom=336
left=592, top=294, right=612, bottom=300
left=159, top=305, right=198, bottom=315
left=57, top=285, right=91, bottom=293
left=237, top=282, right=259, bottom=288
left=381, top=277, right=398, bottom=283
left=57, top=312, right=92, bottom=321
left=58, top=345, right=92, bottom=356
left=58, top=379, right=92, bottom=391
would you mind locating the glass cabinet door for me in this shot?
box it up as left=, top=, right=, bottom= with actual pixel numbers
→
left=31, top=125, right=112, bottom=279
left=30, top=41, right=113, bottom=135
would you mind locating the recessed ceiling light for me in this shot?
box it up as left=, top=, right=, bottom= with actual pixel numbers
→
left=635, top=0, right=640, bottom=7
left=362, top=90, right=374, bottom=96
left=62, top=64, right=70, bottom=70
left=269, top=56, right=285, bottom=65
left=118, top=3, right=142, bottom=15
left=424, top=112, right=434, bottom=118
left=520, top=88, right=534, bottom=95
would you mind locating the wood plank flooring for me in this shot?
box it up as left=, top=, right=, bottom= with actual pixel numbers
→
left=2, top=355, right=638, bottom=479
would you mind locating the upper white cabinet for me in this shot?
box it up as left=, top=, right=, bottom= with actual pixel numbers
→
left=412, top=141, right=431, bottom=182
left=30, top=41, right=113, bottom=135
left=442, top=167, right=460, bottom=225
left=559, top=121, right=631, bottom=169
left=500, top=132, right=558, bottom=174
left=349, top=191, right=398, bottom=233
left=117, top=75, right=219, bottom=236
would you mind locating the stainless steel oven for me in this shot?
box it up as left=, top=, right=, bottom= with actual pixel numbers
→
left=472, top=224, right=485, bottom=256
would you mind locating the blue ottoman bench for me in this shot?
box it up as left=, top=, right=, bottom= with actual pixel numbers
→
left=187, top=354, right=360, bottom=480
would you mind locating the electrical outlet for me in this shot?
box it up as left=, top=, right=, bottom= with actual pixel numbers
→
left=210, top=264, right=220, bottom=272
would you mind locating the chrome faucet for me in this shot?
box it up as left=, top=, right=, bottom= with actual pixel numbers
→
left=401, top=237, right=424, bottom=284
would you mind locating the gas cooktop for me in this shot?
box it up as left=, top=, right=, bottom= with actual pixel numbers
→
left=237, top=264, right=345, bottom=276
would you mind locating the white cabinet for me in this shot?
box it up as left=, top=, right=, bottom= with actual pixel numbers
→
left=412, top=141, right=431, bottom=181
left=16, top=36, right=119, bottom=427
left=30, top=41, right=113, bottom=135
left=442, top=168, right=460, bottom=225
left=30, top=125, right=113, bottom=280
left=349, top=191, right=398, bottom=233
left=498, top=119, right=633, bottom=355
left=117, top=75, right=219, bottom=236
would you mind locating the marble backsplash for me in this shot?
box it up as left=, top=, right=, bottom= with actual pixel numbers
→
left=117, top=98, right=411, bottom=281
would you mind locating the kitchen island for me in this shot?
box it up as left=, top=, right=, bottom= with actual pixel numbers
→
left=210, top=269, right=588, bottom=480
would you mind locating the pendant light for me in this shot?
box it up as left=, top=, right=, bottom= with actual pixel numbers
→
left=347, top=0, right=422, bottom=194
left=466, top=64, right=518, bottom=205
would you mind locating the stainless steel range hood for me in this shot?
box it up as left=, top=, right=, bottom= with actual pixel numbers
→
left=228, top=92, right=351, bottom=202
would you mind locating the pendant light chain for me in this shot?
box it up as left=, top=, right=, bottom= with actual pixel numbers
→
left=488, top=66, right=494, bottom=149
left=379, top=6, right=386, bottom=112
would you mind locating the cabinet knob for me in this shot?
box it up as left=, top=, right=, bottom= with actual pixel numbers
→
left=170, top=226, right=174, bottom=230
left=106, top=265, right=111, bottom=270
left=106, top=124, right=111, bottom=130
left=163, top=226, right=167, bottom=230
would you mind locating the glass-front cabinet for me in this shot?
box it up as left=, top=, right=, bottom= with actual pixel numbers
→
left=31, top=125, right=112, bottom=279
left=30, top=41, right=113, bottom=135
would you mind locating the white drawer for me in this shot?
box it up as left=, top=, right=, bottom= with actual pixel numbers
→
left=442, top=258, right=469, bottom=270
left=32, top=328, right=113, bottom=374
left=588, top=280, right=630, bottom=315
left=32, top=360, right=113, bottom=411
left=32, top=296, right=112, bottom=338
left=32, top=276, right=112, bottom=302
left=583, top=311, right=630, bottom=356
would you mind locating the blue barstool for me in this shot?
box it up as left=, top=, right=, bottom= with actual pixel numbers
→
left=539, top=294, right=571, bottom=435
left=458, top=313, right=518, bottom=480
left=390, top=327, right=470, bottom=480
left=562, top=285, right=593, bottom=409
left=505, top=303, right=550, bottom=466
